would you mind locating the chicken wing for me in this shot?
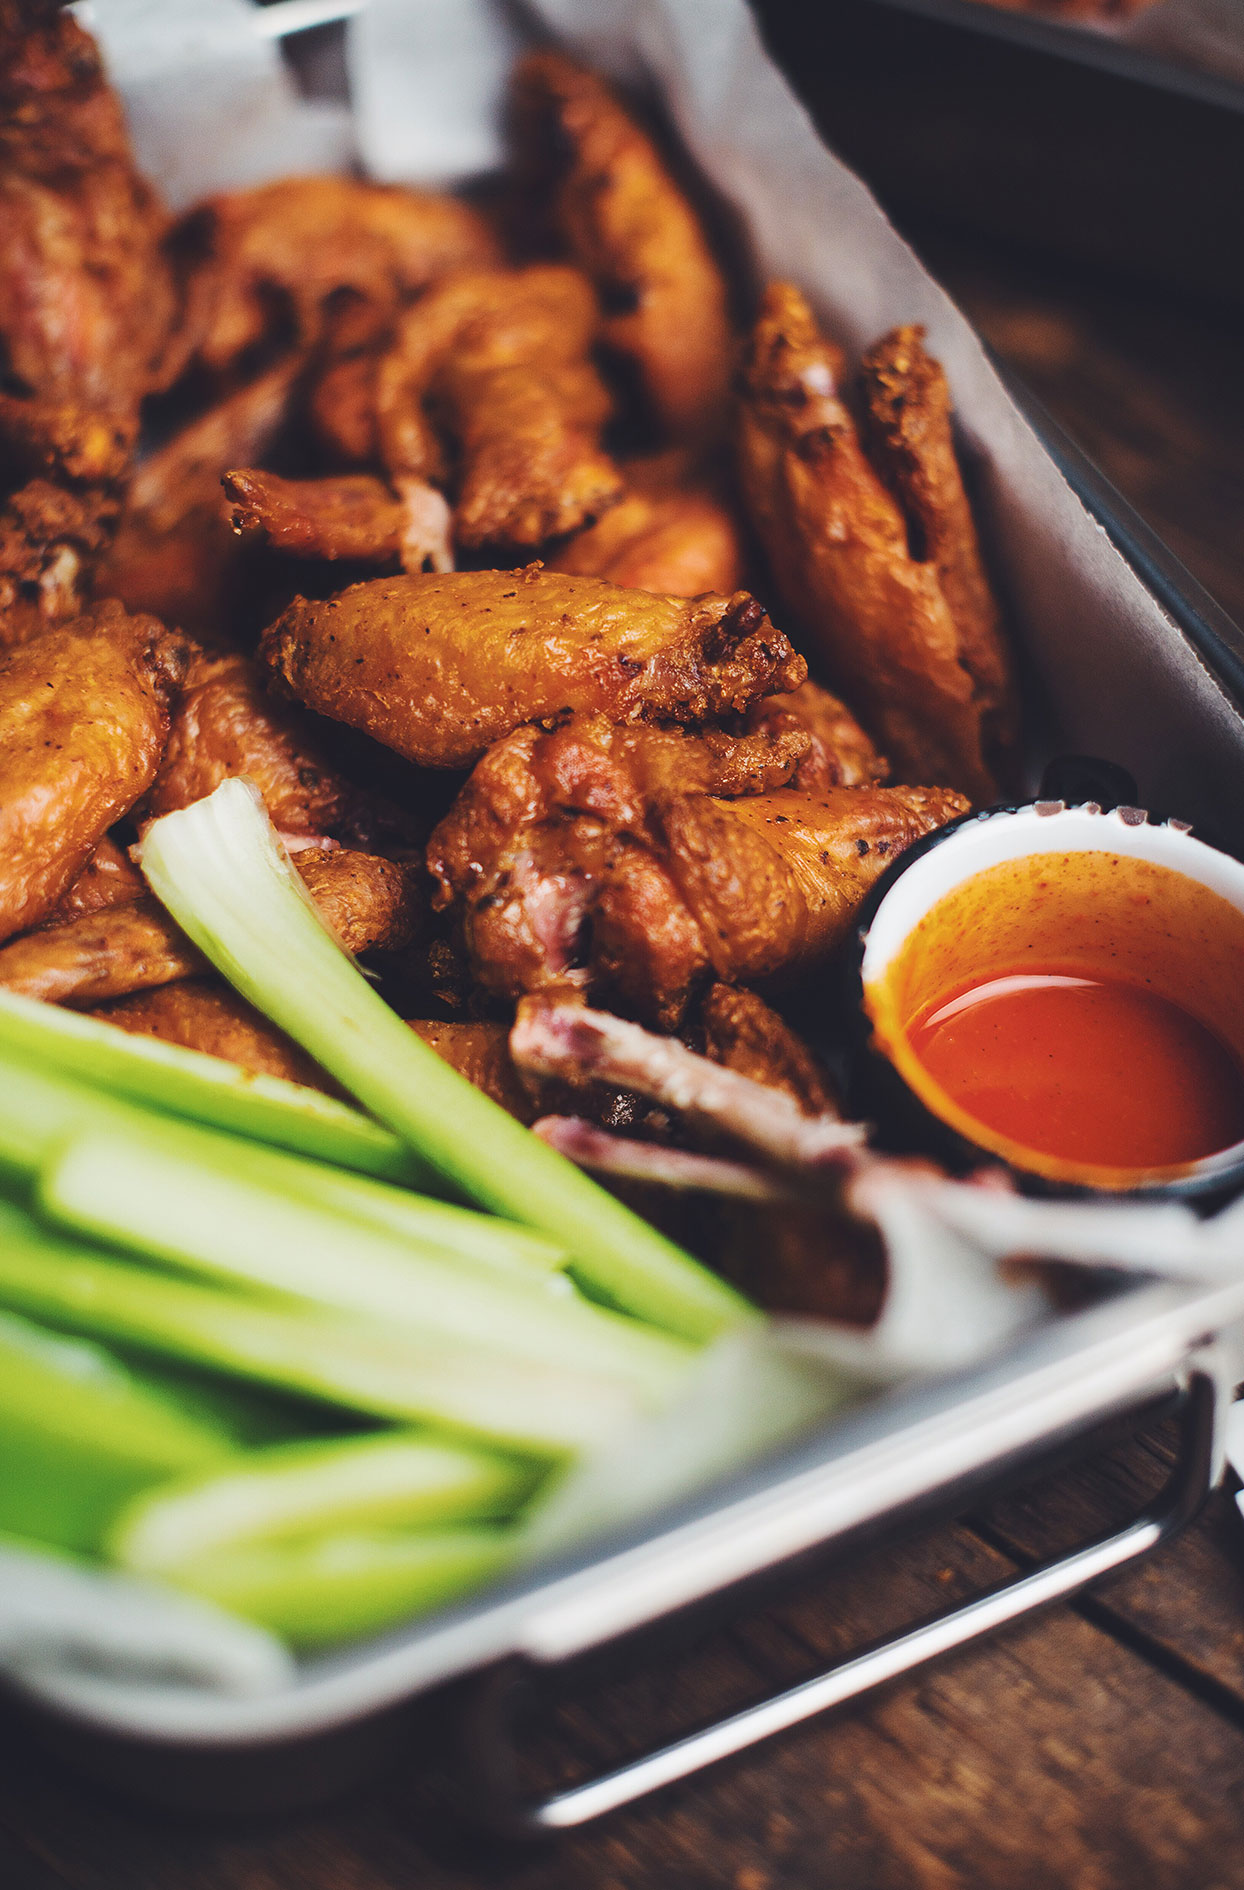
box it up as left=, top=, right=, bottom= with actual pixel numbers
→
left=90, top=978, right=329, bottom=1090
left=0, top=600, right=188, bottom=941
left=46, top=833, right=145, bottom=922
left=744, top=678, right=888, bottom=792
left=512, top=53, right=734, bottom=444
left=548, top=482, right=743, bottom=597
left=177, top=176, right=500, bottom=375
left=736, top=283, right=999, bottom=802
left=224, top=469, right=404, bottom=565
left=0, top=0, right=175, bottom=445
left=0, top=479, right=108, bottom=648
left=0, top=848, right=421, bottom=1007
left=375, top=264, right=622, bottom=552
left=222, top=466, right=452, bottom=578
left=145, top=647, right=415, bottom=846
left=429, top=709, right=964, bottom=1024
left=260, top=566, right=805, bottom=770
left=699, top=982, right=838, bottom=1116
left=98, top=360, right=298, bottom=639
left=858, top=325, right=1017, bottom=761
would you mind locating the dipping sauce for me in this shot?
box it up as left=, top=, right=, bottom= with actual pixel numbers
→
left=864, top=843, right=1244, bottom=1187
left=909, top=970, right=1244, bottom=1169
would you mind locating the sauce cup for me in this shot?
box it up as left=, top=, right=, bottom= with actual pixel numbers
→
left=846, top=794, right=1244, bottom=1201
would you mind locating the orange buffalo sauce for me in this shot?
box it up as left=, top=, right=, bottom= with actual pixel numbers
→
left=866, top=848, right=1244, bottom=1187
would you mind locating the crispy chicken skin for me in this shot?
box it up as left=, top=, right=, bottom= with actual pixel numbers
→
left=46, top=832, right=144, bottom=922
left=744, top=678, right=888, bottom=792
left=296, top=848, right=421, bottom=957
left=548, top=483, right=744, bottom=597
left=0, top=848, right=421, bottom=1007
left=858, top=325, right=1017, bottom=760
left=225, top=469, right=404, bottom=565
left=91, top=978, right=329, bottom=1090
left=0, top=478, right=108, bottom=647
left=699, top=982, right=838, bottom=1116
left=178, top=176, right=500, bottom=375
left=98, top=360, right=297, bottom=638
left=512, top=53, right=733, bottom=444
left=736, top=283, right=997, bottom=802
left=376, top=265, right=622, bottom=551
left=0, top=0, right=175, bottom=442
left=0, top=895, right=203, bottom=1006
left=309, top=352, right=381, bottom=468
left=0, top=600, right=188, bottom=942
left=430, top=710, right=964, bottom=1025
left=408, top=1019, right=538, bottom=1124
left=143, top=647, right=380, bottom=842
left=260, top=566, right=805, bottom=771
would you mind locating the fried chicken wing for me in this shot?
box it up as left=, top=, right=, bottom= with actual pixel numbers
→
left=309, top=352, right=381, bottom=468
left=0, top=600, right=187, bottom=941
left=224, top=469, right=404, bottom=565
left=0, top=1, right=175, bottom=442
left=46, top=832, right=144, bottom=922
left=99, top=360, right=297, bottom=638
left=0, top=478, right=108, bottom=647
left=375, top=265, right=622, bottom=551
left=296, top=847, right=421, bottom=956
left=0, top=848, right=421, bottom=1007
left=513, top=53, right=734, bottom=444
left=430, top=708, right=963, bottom=1024
left=144, top=646, right=414, bottom=847
left=736, top=283, right=1000, bottom=801
left=90, top=978, right=329, bottom=1090
left=222, top=466, right=452, bottom=577
left=858, top=325, right=1017, bottom=759
left=0, top=895, right=202, bottom=1006
left=699, top=982, right=838, bottom=1116
left=260, top=567, right=805, bottom=771
left=179, top=176, right=500, bottom=375
left=744, top=678, right=888, bottom=792
left=548, top=482, right=744, bottom=597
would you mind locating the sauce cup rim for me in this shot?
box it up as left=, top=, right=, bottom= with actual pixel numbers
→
left=846, top=798, right=1244, bottom=1204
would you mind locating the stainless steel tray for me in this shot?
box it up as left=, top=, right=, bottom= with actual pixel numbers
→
left=7, top=0, right=1244, bottom=1828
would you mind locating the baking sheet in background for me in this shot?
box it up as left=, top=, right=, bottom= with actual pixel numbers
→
left=13, top=0, right=1243, bottom=1750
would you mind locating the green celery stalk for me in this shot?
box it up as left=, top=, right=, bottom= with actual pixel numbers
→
left=161, top=1528, right=512, bottom=1650
left=0, top=1050, right=570, bottom=1286
left=138, top=780, right=753, bottom=1343
left=0, top=1203, right=651, bottom=1456
left=0, top=985, right=418, bottom=1183
left=39, top=1129, right=691, bottom=1402
left=0, top=1310, right=236, bottom=1554
left=110, top=1432, right=539, bottom=1576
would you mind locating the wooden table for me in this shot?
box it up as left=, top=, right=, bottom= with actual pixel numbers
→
left=4, top=227, right=1244, bottom=1890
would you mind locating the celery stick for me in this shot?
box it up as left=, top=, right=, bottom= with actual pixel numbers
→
left=110, top=1433, right=539, bottom=1576
left=0, top=1050, right=570, bottom=1286
left=0, top=1311, right=236, bottom=1554
left=39, top=1130, right=692, bottom=1402
left=0, top=986, right=418, bottom=1183
left=0, top=1204, right=649, bottom=1456
left=139, top=781, right=753, bottom=1342
left=163, top=1528, right=512, bottom=1649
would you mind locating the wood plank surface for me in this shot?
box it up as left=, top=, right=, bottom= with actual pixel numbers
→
left=5, top=81, right=1244, bottom=1890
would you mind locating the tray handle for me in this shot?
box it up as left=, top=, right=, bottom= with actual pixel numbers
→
left=468, top=1366, right=1224, bottom=1835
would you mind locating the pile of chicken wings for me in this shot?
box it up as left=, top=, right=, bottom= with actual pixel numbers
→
left=0, top=1, right=1019, bottom=1316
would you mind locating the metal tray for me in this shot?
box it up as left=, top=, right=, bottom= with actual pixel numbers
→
left=7, top=0, right=1244, bottom=1830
